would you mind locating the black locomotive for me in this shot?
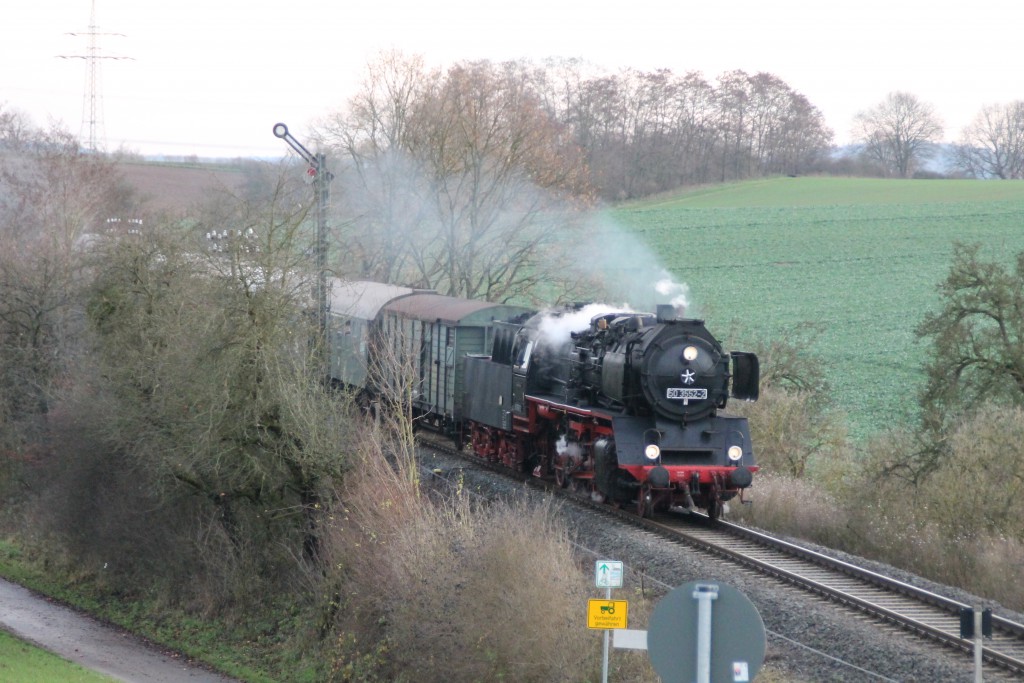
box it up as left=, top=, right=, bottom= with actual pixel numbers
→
left=328, top=281, right=759, bottom=518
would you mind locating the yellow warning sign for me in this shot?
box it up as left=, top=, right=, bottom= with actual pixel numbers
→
left=587, top=599, right=628, bottom=630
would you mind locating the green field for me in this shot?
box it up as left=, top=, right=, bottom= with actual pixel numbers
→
left=607, top=177, right=1024, bottom=439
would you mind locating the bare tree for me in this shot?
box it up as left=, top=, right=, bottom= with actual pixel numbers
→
left=745, top=72, right=832, bottom=176
left=673, top=72, right=721, bottom=185
left=318, top=50, right=435, bottom=285
left=715, top=70, right=753, bottom=181
left=411, top=59, right=595, bottom=302
left=0, top=104, right=34, bottom=150
left=852, top=91, right=944, bottom=178
left=321, top=53, right=595, bottom=304
left=954, top=101, right=1024, bottom=179
left=560, top=71, right=630, bottom=197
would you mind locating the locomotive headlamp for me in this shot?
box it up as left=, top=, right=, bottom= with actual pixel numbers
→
left=727, top=445, right=744, bottom=461
left=644, top=428, right=661, bottom=460
left=683, top=345, right=699, bottom=361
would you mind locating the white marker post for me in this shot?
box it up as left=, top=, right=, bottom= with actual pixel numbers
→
left=960, top=605, right=992, bottom=683
left=974, top=608, right=983, bottom=683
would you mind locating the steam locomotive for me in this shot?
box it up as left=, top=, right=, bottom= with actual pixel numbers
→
left=328, top=280, right=759, bottom=519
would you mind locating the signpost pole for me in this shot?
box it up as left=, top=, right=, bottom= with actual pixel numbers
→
left=693, top=584, right=718, bottom=683
left=648, top=581, right=765, bottom=683
left=593, top=561, right=624, bottom=683
left=601, top=586, right=611, bottom=683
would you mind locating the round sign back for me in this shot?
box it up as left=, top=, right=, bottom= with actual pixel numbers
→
left=647, top=581, right=766, bottom=683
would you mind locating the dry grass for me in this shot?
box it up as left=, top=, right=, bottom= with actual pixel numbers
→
left=322, top=423, right=605, bottom=682
left=321, top=419, right=814, bottom=681
left=731, top=473, right=853, bottom=550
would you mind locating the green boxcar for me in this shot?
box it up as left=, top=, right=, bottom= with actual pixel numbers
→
left=326, top=279, right=532, bottom=433
left=379, top=294, right=532, bottom=431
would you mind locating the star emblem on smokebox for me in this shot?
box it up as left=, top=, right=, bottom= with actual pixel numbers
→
left=681, top=369, right=696, bottom=384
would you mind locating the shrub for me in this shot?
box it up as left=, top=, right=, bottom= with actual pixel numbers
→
left=22, top=394, right=316, bottom=614
left=922, top=405, right=1024, bottom=537
left=735, top=387, right=849, bottom=479
left=730, top=473, right=854, bottom=549
left=322, top=425, right=601, bottom=682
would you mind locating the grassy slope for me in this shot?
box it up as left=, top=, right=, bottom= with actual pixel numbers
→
left=0, top=630, right=116, bottom=683
left=609, top=176, right=1024, bottom=438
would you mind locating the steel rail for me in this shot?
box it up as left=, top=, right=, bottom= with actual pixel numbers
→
left=653, top=517, right=1024, bottom=676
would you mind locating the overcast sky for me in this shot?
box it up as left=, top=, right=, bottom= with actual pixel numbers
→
left=3, top=0, right=1022, bottom=158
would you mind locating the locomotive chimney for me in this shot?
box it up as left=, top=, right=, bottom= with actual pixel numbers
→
left=657, top=304, right=679, bottom=323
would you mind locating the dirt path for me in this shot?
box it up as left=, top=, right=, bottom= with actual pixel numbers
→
left=0, top=578, right=239, bottom=682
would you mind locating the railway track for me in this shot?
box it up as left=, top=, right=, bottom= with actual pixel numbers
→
left=417, top=433, right=1024, bottom=679
left=648, top=513, right=1024, bottom=679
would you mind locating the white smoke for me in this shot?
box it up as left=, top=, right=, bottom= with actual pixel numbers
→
left=555, top=435, right=582, bottom=458
left=655, top=274, right=691, bottom=314
left=536, top=302, right=634, bottom=348
left=557, top=213, right=696, bottom=316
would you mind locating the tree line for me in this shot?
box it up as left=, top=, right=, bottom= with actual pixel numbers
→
left=536, top=61, right=835, bottom=196
left=320, top=53, right=835, bottom=206
left=321, top=53, right=1024, bottom=209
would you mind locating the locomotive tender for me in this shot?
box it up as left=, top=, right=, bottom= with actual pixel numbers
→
left=328, top=279, right=759, bottom=519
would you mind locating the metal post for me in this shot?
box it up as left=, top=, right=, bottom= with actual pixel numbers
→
left=272, top=123, right=332, bottom=378
left=974, top=608, right=983, bottom=683
left=601, top=586, right=611, bottom=683
left=693, top=584, right=719, bottom=683
left=315, top=151, right=330, bottom=365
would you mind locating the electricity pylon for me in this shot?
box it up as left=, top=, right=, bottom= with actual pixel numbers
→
left=58, top=0, right=131, bottom=152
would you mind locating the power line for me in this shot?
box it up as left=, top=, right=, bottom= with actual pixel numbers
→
left=57, top=0, right=132, bottom=152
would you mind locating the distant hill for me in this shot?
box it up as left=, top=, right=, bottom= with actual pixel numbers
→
left=831, top=143, right=962, bottom=178
left=628, top=175, right=1024, bottom=209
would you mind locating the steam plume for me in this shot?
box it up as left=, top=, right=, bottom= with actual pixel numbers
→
left=536, top=302, right=633, bottom=348
left=655, top=274, right=690, bottom=314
